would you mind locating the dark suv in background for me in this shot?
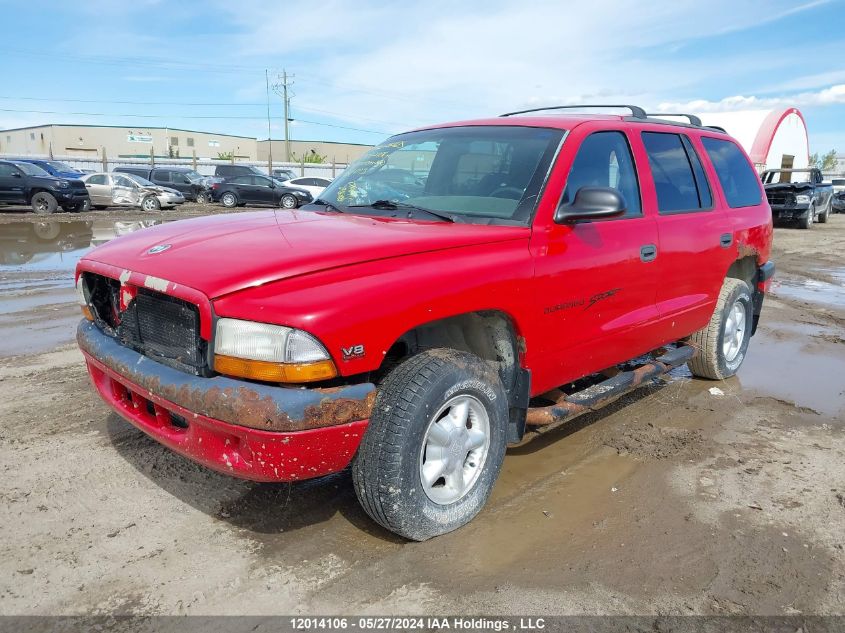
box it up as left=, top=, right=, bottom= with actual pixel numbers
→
left=114, top=166, right=212, bottom=203
left=0, top=159, right=89, bottom=213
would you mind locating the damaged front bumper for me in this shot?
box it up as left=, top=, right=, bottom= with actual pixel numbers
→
left=78, top=320, right=375, bottom=481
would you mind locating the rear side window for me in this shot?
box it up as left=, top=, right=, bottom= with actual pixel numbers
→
left=701, top=137, right=763, bottom=208
left=230, top=176, right=253, bottom=185
left=562, top=131, right=642, bottom=219
left=642, top=132, right=710, bottom=213
left=153, top=170, right=170, bottom=182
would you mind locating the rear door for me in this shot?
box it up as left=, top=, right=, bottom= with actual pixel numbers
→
left=529, top=123, right=662, bottom=393
left=637, top=130, right=733, bottom=335
left=84, top=174, right=111, bottom=205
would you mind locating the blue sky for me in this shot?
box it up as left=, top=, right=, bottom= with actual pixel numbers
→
left=1, top=0, right=844, bottom=153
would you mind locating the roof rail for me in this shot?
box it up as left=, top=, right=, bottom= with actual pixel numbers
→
left=645, top=113, right=702, bottom=127
left=500, top=104, right=647, bottom=118
left=704, top=125, right=727, bottom=133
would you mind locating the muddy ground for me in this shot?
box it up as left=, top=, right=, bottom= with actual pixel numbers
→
left=0, top=204, right=843, bottom=616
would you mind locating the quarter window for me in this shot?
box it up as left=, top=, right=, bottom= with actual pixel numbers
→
left=562, top=131, right=642, bottom=219
left=701, top=137, right=763, bottom=208
left=642, top=132, right=710, bottom=213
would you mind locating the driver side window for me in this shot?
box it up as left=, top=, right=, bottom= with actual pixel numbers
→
left=561, top=131, right=642, bottom=219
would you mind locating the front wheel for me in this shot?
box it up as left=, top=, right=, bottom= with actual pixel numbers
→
left=196, top=191, right=211, bottom=204
left=280, top=194, right=298, bottom=209
left=687, top=278, right=753, bottom=380
left=141, top=195, right=161, bottom=211
left=352, top=349, right=508, bottom=541
left=31, top=192, right=58, bottom=215
left=798, top=206, right=814, bottom=229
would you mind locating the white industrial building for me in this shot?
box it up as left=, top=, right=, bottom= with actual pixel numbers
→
left=694, top=107, right=809, bottom=174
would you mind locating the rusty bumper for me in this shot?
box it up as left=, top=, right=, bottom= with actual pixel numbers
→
left=77, top=320, right=376, bottom=433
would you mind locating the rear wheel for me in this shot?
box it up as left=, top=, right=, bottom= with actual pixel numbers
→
left=31, top=192, right=58, bottom=215
left=221, top=192, right=238, bottom=208
left=687, top=278, right=753, bottom=380
left=352, top=349, right=508, bottom=541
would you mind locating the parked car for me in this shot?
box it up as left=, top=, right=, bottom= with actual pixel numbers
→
left=272, top=168, right=297, bottom=181
left=114, top=166, right=212, bottom=203
left=214, top=164, right=267, bottom=179
left=280, top=176, right=332, bottom=198
left=75, top=105, right=774, bottom=541
left=79, top=172, right=184, bottom=211
left=16, top=159, right=86, bottom=180
left=0, top=159, right=89, bottom=213
left=761, top=167, right=834, bottom=228
left=210, top=174, right=312, bottom=208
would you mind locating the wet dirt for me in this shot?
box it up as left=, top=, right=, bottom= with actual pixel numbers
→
left=0, top=210, right=843, bottom=616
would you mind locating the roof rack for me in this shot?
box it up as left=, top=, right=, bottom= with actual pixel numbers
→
left=704, top=125, right=727, bottom=133
left=645, top=113, right=703, bottom=127
left=500, top=104, right=647, bottom=118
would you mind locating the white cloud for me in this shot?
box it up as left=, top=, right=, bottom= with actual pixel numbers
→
left=656, top=84, right=845, bottom=113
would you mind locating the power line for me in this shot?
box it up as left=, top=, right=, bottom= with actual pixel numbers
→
left=0, top=107, right=391, bottom=135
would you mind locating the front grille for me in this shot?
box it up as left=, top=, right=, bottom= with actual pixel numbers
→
left=83, top=272, right=207, bottom=375
left=766, top=192, right=795, bottom=206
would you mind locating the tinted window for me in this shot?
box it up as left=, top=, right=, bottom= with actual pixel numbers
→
left=230, top=176, right=253, bottom=185
left=291, top=178, right=307, bottom=185
left=562, top=131, right=641, bottom=218
left=87, top=174, right=107, bottom=185
left=153, top=170, right=171, bottom=182
left=254, top=176, right=272, bottom=187
left=313, top=178, right=331, bottom=186
left=642, top=132, right=708, bottom=213
left=0, top=163, right=18, bottom=177
left=681, top=136, right=712, bottom=208
left=701, top=137, right=763, bottom=208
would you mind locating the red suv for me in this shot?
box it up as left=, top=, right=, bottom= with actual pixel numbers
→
left=76, top=105, right=773, bottom=540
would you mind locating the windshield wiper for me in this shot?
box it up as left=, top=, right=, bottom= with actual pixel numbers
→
left=349, top=200, right=457, bottom=223
left=313, top=198, right=348, bottom=213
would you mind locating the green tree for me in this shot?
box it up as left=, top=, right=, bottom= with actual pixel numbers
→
left=291, top=149, right=327, bottom=164
left=216, top=151, right=233, bottom=160
left=809, top=149, right=837, bottom=171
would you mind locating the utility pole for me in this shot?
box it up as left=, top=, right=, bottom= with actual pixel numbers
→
left=272, top=70, right=294, bottom=163
left=265, top=69, right=273, bottom=176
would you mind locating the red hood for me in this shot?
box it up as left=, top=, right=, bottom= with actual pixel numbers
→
left=81, top=210, right=529, bottom=299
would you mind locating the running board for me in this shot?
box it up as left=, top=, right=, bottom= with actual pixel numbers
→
left=523, top=345, right=695, bottom=430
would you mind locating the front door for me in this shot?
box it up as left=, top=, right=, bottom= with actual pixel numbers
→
left=0, top=163, right=25, bottom=203
left=529, top=128, right=662, bottom=394
left=252, top=176, right=277, bottom=205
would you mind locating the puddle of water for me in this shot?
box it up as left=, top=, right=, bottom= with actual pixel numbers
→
left=771, top=275, right=845, bottom=309
left=738, top=327, right=845, bottom=417
left=0, top=219, right=164, bottom=356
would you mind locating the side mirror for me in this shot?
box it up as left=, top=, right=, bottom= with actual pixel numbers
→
left=11, top=172, right=22, bottom=178
left=554, top=186, right=627, bottom=223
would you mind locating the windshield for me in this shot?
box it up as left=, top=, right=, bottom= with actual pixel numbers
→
left=316, top=126, right=563, bottom=224
left=14, top=162, right=50, bottom=176
left=123, top=173, right=156, bottom=187
left=46, top=161, right=76, bottom=172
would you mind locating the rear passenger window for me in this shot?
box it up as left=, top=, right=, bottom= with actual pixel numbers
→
left=642, top=132, right=711, bottom=213
left=154, top=171, right=170, bottom=182
left=562, top=131, right=641, bottom=219
left=700, top=137, right=763, bottom=208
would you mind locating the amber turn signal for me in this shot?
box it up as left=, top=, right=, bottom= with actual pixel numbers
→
left=214, top=354, right=337, bottom=383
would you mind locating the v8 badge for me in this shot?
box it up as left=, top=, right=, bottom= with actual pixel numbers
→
left=341, top=344, right=365, bottom=361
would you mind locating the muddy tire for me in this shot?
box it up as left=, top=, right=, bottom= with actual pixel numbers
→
left=798, top=205, right=813, bottom=229
left=61, top=202, right=84, bottom=213
left=352, top=349, right=508, bottom=541
left=196, top=191, right=211, bottom=204
left=31, top=192, right=58, bottom=215
left=817, top=201, right=830, bottom=224
left=220, top=192, right=238, bottom=208
left=687, top=278, right=753, bottom=380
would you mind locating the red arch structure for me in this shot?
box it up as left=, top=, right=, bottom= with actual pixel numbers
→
left=747, top=107, right=809, bottom=167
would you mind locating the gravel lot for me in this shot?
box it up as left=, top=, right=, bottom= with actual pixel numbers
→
left=0, top=204, right=843, bottom=616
